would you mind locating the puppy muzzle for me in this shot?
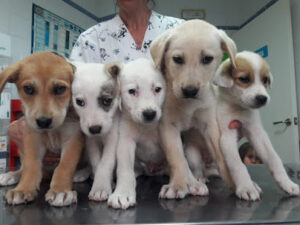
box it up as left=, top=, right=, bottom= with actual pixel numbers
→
left=181, top=86, right=199, bottom=99
left=36, top=116, right=53, bottom=129
left=254, top=95, right=268, bottom=107
left=142, top=109, right=157, bottom=122
left=89, top=125, right=102, bottom=135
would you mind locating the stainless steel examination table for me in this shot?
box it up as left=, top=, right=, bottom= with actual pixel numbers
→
left=1, top=164, right=300, bottom=225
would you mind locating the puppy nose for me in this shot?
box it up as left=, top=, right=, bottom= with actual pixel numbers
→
left=182, top=86, right=199, bottom=98
left=36, top=117, right=52, bottom=129
left=89, top=125, right=102, bottom=134
left=143, top=110, right=157, bottom=122
left=255, top=95, right=267, bottom=106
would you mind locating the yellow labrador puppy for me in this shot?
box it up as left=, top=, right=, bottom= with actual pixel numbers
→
left=150, top=20, right=236, bottom=199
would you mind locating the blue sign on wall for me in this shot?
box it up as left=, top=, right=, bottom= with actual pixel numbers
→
left=255, top=45, right=268, bottom=58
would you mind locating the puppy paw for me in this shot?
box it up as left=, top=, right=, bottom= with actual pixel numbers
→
left=6, top=189, right=37, bottom=205
left=159, top=180, right=208, bottom=199
left=45, top=189, right=77, bottom=207
left=253, top=181, right=263, bottom=194
left=236, top=182, right=261, bottom=201
left=89, top=188, right=111, bottom=202
left=278, top=180, right=300, bottom=196
left=108, top=190, right=136, bottom=209
left=73, top=167, right=91, bottom=183
left=0, top=172, right=20, bottom=186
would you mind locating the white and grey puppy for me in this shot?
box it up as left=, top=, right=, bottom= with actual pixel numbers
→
left=72, top=62, right=122, bottom=201
left=108, top=58, right=166, bottom=209
left=213, top=51, right=300, bottom=201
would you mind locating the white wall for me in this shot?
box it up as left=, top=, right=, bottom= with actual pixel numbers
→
left=73, top=0, right=270, bottom=28
left=0, top=0, right=98, bottom=98
left=291, top=0, right=300, bottom=138
left=0, top=0, right=97, bottom=63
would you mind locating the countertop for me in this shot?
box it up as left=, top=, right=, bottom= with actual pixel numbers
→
left=1, top=164, right=300, bottom=225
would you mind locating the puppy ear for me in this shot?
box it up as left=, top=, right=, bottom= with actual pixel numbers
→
left=104, top=62, right=123, bottom=80
left=268, top=72, right=273, bottom=88
left=66, top=59, right=77, bottom=74
left=0, top=62, right=21, bottom=93
left=150, top=29, right=174, bottom=75
left=213, top=59, right=234, bottom=88
left=218, top=29, right=237, bottom=68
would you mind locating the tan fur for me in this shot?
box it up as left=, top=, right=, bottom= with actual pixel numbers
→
left=0, top=52, right=84, bottom=206
left=260, top=59, right=271, bottom=88
left=232, top=57, right=255, bottom=88
left=151, top=20, right=235, bottom=198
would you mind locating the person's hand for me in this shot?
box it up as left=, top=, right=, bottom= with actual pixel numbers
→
left=228, top=120, right=243, bottom=140
left=8, top=117, right=60, bottom=166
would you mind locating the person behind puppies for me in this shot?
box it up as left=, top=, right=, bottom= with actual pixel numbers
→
left=71, top=62, right=122, bottom=201
left=239, top=142, right=262, bottom=165
left=213, top=51, right=300, bottom=201
left=107, top=58, right=166, bottom=209
left=0, top=52, right=84, bottom=207
left=70, top=0, right=184, bottom=63
left=150, top=19, right=236, bottom=199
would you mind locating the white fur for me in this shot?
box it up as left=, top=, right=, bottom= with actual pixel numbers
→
left=72, top=62, right=121, bottom=201
left=214, top=51, right=299, bottom=201
left=108, top=58, right=167, bottom=209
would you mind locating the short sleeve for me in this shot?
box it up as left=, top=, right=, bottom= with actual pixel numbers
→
left=70, top=30, right=101, bottom=63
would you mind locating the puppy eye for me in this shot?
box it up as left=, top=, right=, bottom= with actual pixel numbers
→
left=155, top=87, right=162, bottom=93
left=173, top=56, right=184, bottom=64
left=202, top=56, right=214, bottom=64
left=53, top=86, right=66, bottom=95
left=238, top=76, right=250, bottom=83
left=23, top=85, right=35, bottom=95
left=262, top=76, right=269, bottom=84
left=76, top=98, right=85, bottom=107
left=128, top=89, right=136, bottom=95
left=102, top=98, right=112, bottom=106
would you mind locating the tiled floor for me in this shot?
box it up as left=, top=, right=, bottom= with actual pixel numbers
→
left=1, top=164, right=300, bottom=225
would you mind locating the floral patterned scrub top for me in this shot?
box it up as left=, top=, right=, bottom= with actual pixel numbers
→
left=70, top=11, right=184, bottom=63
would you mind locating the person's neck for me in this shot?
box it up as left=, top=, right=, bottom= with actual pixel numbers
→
left=119, top=7, right=151, bottom=30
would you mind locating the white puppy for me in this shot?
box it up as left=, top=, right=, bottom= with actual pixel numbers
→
left=150, top=19, right=236, bottom=199
left=72, top=62, right=122, bottom=201
left=108, top=58, right=166, bottom=209
left=213, top=51, right=300, bottom=201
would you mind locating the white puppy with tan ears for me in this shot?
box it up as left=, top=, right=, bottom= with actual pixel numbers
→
left=213, top=51, right=300, bottom=201
left=108, top=58, right=167, bottom=209
left=72, top=62, right=122, bottom=201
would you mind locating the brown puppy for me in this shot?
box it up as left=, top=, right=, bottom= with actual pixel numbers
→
left=0, top=52, right=83, bottom=206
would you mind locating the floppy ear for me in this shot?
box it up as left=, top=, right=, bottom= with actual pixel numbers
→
left=0, top=62, right=21, bottom=93
left=268, top=72, right=273, bottom=88
left=104, top=62, right=123, bottom=80
left=150, top=29, right=174, bottom=74
left=213, top=59, right=234, bottom=88
left=218, top=29, right=237, bottom=68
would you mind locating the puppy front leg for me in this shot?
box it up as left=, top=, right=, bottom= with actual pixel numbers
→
left=45, top=130, right=84, bottom=207
left=159, top=123, right=208, bottom=199
left=6, top=128, right=45, bottom=205
left=108, top=131, right=136, bottom=209
left=89, top=119, right=119, bottom=201
left=197, top=114, right=234, bottom=189
left=220, top=130, right=261, bottom=201
left=245, top=125, right=299, bottom=196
